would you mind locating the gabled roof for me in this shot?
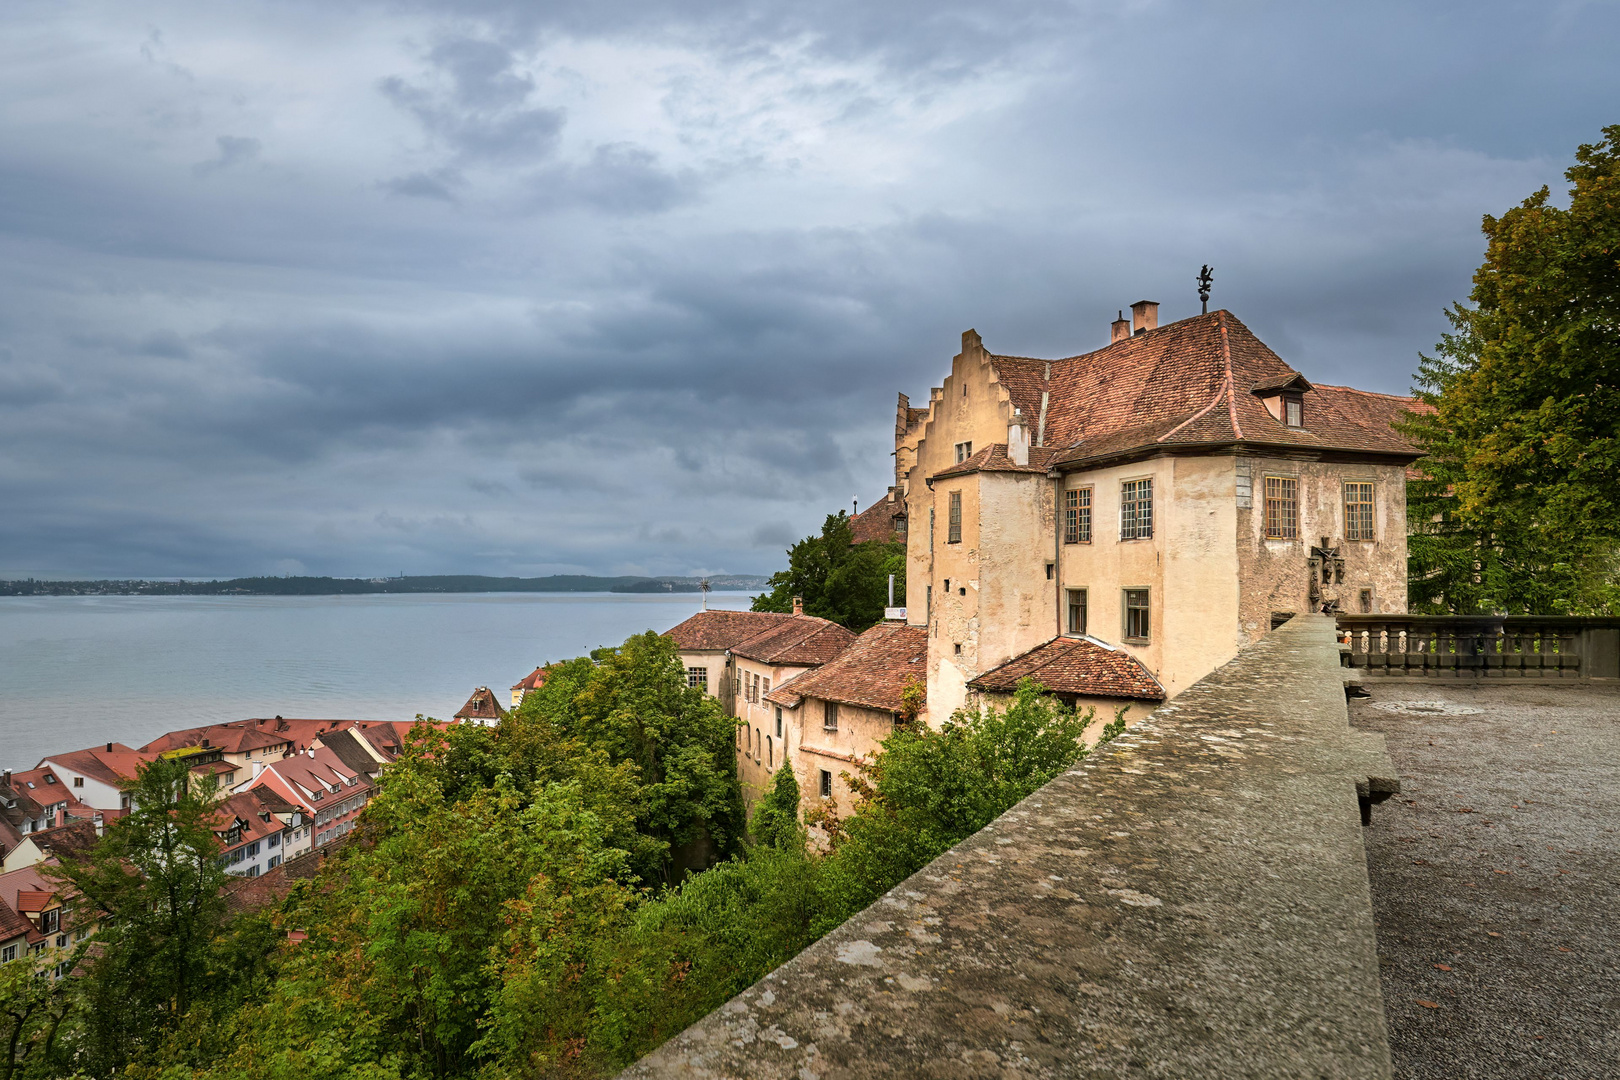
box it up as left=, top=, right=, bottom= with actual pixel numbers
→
left=214, top=791, right=289, bottom=849
left=967, top=636, right=1165, bottom=701
left=254, top=747, right=370, bottom=813
left=25, top=820, right=98, bottom=861
left=0, top=895, right=31, bottom=943
left=929, top=443, right=1061, bottom=481
left=729, top=615, right=856, bottom=667
left=141, top=722, right=291, bottom=756
left=316, top=727, right=393, bottom=778
left=511, top=666, right=550, bottom=693
left=665, top=610, right=797, bottom=651
left=454, top=687, right=507, bottom=723
left=945, top=311, right=1420, bottom=476
left=40, top=745, right=150, bottom=789
left=766, top=623, right=927, bottom=713
left=850, top=490, right=906, bottom=544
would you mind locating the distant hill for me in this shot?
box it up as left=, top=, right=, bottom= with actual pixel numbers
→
left=0, top=574, right=769, bottom=597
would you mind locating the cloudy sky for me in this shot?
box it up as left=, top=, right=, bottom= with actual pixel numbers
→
left=1, top=0, right=1613, bottom=580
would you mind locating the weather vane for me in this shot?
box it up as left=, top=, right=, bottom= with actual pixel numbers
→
left=1197, top=264, right=1214, bottom=314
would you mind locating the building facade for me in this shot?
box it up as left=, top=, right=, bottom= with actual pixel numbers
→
left=898, top=304, right=1419, bottom=718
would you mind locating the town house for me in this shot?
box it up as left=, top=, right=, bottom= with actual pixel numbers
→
left=896, top=303, right=1420, bottom=717
left=213, top=788, right=299, bottom=878
left=667, top=606, right=854, bottom=802
left=242, top=746, right=372, bottom=856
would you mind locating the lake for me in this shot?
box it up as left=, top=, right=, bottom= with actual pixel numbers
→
left=0, top=591, right=755, bottom=772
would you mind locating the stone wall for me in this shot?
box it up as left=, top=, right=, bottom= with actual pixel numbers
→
left=619, top=614, right=1399, bottom=1080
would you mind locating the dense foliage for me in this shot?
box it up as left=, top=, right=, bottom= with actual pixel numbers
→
left=751, top=512, right=906, bottom=631
left=1404, top=124, right=1620, bottom=614
left=3, top=632, right=1115, bottom=1080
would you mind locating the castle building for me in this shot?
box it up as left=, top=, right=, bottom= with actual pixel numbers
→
left=897, top=303, right=1420, bottom=718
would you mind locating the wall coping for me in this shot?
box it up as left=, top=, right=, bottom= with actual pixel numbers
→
left=620, top=614, right=1398, bottom=1079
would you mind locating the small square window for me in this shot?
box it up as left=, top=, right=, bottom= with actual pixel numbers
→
left=685, top=666, right=708, bottom=691
left=954, top=441, right=973, bottom=463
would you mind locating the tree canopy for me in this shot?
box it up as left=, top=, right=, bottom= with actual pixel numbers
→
left=751, top=512, right=906, bottom=631
left=1404, top=124, right=1620, bottom=614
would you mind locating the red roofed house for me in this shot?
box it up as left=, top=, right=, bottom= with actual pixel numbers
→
left=242, top=746, right=372, bottom=857
left=0, top=862, right=90, bottom=976
left=454, top=687, right=508, bottom=726
left=665, top=606, right=857, bottom=803
left=896, top=303, right=1424, bottom=717
left=510, top=666, right=550, bottom=709
left=140, top=721, right=296, bottom=787
left=212, top=788, right=299, bottom=879
left=764, top=621, right=930, bottom=820
left=0, top=893, right=32, bottom=966
left=37, top=743, right=151, bottom=815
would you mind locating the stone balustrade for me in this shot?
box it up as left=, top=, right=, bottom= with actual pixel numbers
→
left=1337, top=615, right=1620, bottom=679
left=619, top=614, right=1401, bottom=1080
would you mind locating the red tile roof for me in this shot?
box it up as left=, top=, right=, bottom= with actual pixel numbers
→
left=14, top=890, right=54, bottom=913
left=935, top=312, right=1422, bottom=479
left=967, top=636, right=1165, bottom=701
left=0, top=896, right=31, bottom=944
left=729, top=615, right=856, bottom=667
left=454, top=687, right=507, bottom=722
left=766, top=623, right=928, bottom=712
left=850, top=490, right=906, bottom=544
left=929, top=443, right=1061, bottom=481
left=140, top=723, right=291, bottom=756
left=510, top=666, right=550, bottom=692
left=665, top=610, right=797, bottom=651
left=40, top=745, right=150, bottom=789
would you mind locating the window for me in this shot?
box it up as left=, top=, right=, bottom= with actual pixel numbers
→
left=1120, top=479, right=1153, bottom=539
left=764, top=677, right=770, bottom=697
left=947, top=491, right=962, bottom=543
left=766, top=736, right=773, bottom=767
left=268, top=833, right=280, bottom=848
left=685, top=666, right=708, bottom=691
left=1344, top=482, right=1375, bottom=541
left=229, top=848, right=245, bottom=865
left=268, top=854, right=282, bottom=870
left=823, top=700, right=839, bottom=732
left=819, top=770, right=833, bottom=798
left=954, top=441, right=973, bottom=463
left=929, top=507, right=935, bottom=547
left=73, top=777, right=83, bottom=787
left=1284, top=397, right=1304, bottom=427
left=754, top=729, right=762, bottom=762
left=1124, top=589, right=1150, bottom=642
left=1066, top=589, right=1088, bottom=636
left=774, top=707, right=782, bottom=738
left=40, top=909, right=59, bottom=934
left=925, top=584, right=931, bottom=617
left=1064, top=487, right=1092, bottom=544
left=246, top=841, right=261, bottom=857
left=2, top=945, right=17, bottom=963
left=1264, top=476, right=1299, bottom=539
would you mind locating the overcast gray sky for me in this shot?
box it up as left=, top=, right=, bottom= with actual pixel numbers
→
left=1, top=0, right=1614, bottom=580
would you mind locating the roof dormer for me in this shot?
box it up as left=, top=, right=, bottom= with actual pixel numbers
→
left=1251, top=373, right=1313, bottom=428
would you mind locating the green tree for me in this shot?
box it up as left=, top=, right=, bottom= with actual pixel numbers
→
left=1404, top=124, right=1620, bottom=614
left=813, top=680, right=1118, bottom=933
left=0, top=950, right=75, bottom=1080
left=752, top=512, right=906, bottom=631
left=49, top=755, right=228, bottom=1076
left=747, top=752, right=804, bottom=852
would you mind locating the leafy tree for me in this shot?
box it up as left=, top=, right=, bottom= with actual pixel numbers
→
left=747, top=752, right=804, bottom=852
left=0, top=951, right=75, bottom=1080
left=813, top=680, right=1118, bottom=933
left=1404, top=124, right=1620, bottom=614
left=49, top=755, right=228, bottom=1076
left=752, top=512, right=906, bottom=631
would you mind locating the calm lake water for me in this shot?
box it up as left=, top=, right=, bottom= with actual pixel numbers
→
left=0, top=591, right=754, bottom=772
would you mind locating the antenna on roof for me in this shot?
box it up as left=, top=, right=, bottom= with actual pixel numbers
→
left=1197, top=264, right=1214, bottom=314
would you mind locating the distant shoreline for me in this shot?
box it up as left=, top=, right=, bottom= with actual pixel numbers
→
left=0, top=574, right=769, bottom=598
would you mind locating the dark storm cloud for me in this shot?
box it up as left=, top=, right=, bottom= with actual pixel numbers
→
left=0, top=0, right=1614, bottom=579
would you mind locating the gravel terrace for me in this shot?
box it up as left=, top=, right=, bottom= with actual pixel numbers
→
left=1352, top=679, right=1620, bottom=1080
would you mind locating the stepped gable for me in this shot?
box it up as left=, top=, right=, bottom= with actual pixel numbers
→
left=664, top=609, right=796, bottom=651
left=728, top=614, right=856, bottom=667
left=968, top=636, right=1165, bottom=701
left=938, top=311, right=1420, bottom=477
left=454, top=687, right=507, bottom=723
left=766, top=622, right=927, bottom=712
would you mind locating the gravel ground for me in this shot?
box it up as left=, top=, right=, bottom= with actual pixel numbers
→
left=1352, top=679, right=1620, bottom=1080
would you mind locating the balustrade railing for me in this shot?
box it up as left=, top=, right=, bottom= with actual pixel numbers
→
left=1336, top=615, right=1620, bottom=678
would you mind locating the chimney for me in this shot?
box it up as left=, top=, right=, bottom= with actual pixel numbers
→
left=1110, top=309, right=1130, bottom=344
left=106, top=743, right=113, bottom=753
left=1007, top=407, right=1030, bottom=466
left=792, top=596, right=803, bottom=616
left=1131, top=300, right=1159, bottom=335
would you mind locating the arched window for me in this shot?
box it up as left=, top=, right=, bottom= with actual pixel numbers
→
left=767, top=736, right=773, bottom=768
left=754, top=728, right=762, bottom=762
